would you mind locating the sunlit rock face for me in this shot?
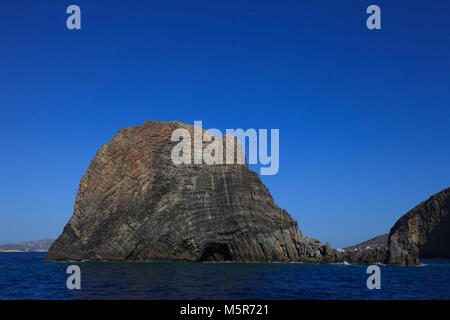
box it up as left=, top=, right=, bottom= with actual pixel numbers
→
left=46, top=121, right=337, bottom=263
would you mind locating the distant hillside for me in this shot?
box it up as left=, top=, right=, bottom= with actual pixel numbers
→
left=0, top=239, right=54, bottom=252
left=344, top=234, right=388, bottom=251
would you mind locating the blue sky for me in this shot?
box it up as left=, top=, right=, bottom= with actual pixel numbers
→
left=0, top=1, right=449, bottom=247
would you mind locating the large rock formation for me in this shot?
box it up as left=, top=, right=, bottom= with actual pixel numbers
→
left=46, top=121, right=337, bottom=263
left=386, top=188, right=450, bottom=265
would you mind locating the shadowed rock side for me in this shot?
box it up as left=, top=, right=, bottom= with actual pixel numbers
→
left=386, top=187, right=450, bottom=265
left=46, top=121, right=338, bottom=263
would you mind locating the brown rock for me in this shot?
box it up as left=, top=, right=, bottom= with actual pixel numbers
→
left=385, top=187, right=450, bottom=265
left=46, top=121, right=334, bottom=263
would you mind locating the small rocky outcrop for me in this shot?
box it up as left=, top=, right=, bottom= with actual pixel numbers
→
left=341, top=247, right=387, bottom=265
left=385, top=188, right=450, bottom=265
left=340, top=234, right=388, bottom=264
left=46, top=121, right=337, bottom=263
left=344, top=234, right=388, bottom=252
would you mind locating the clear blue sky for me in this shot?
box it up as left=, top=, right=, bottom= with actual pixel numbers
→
left=0, top=1, right=449, bottom=247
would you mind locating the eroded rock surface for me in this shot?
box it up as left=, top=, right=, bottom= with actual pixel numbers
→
left=46, top=121, right=337, bottom=263
left=386, top=188, right=450, bottom=265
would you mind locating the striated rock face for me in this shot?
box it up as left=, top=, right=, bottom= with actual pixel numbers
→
left=386, top=188, right=450, bottom=265
left=46, top=121, right=337, bottom=263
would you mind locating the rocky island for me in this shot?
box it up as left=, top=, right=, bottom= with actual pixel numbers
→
left=46, top=121, right=338, bottom=263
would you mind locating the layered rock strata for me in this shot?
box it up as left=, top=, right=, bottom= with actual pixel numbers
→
left=46, top=121, right=337, bottom=263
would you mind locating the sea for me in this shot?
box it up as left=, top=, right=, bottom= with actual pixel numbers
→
left=1, top=252, right=449, bottom=300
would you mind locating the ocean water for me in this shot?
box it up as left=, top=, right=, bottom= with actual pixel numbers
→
left=1, top=252, right=449, bottom=300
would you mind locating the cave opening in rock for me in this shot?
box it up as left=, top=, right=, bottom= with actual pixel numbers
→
left=199, top=242, right=232, bottom=262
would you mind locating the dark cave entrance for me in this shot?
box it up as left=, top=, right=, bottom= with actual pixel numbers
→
left=199, top=243, right=232, bottom=262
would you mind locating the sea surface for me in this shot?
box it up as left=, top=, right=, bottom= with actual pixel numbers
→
left=1, top=252, right=450, bottom=300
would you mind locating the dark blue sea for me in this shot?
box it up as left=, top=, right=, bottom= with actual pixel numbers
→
left=1, top=252, right=450, bottom=300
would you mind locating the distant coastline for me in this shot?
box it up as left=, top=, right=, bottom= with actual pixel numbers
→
left=0, top=249, right=42, bottom=253
left=0, top=239, right=53, bottom=253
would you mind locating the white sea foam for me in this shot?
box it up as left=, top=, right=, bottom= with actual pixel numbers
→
left=333, top=261, right=351, bottom=266
left=417, top=263, right=428, bottom=267
left=203, top=261, right=227, bottom=264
